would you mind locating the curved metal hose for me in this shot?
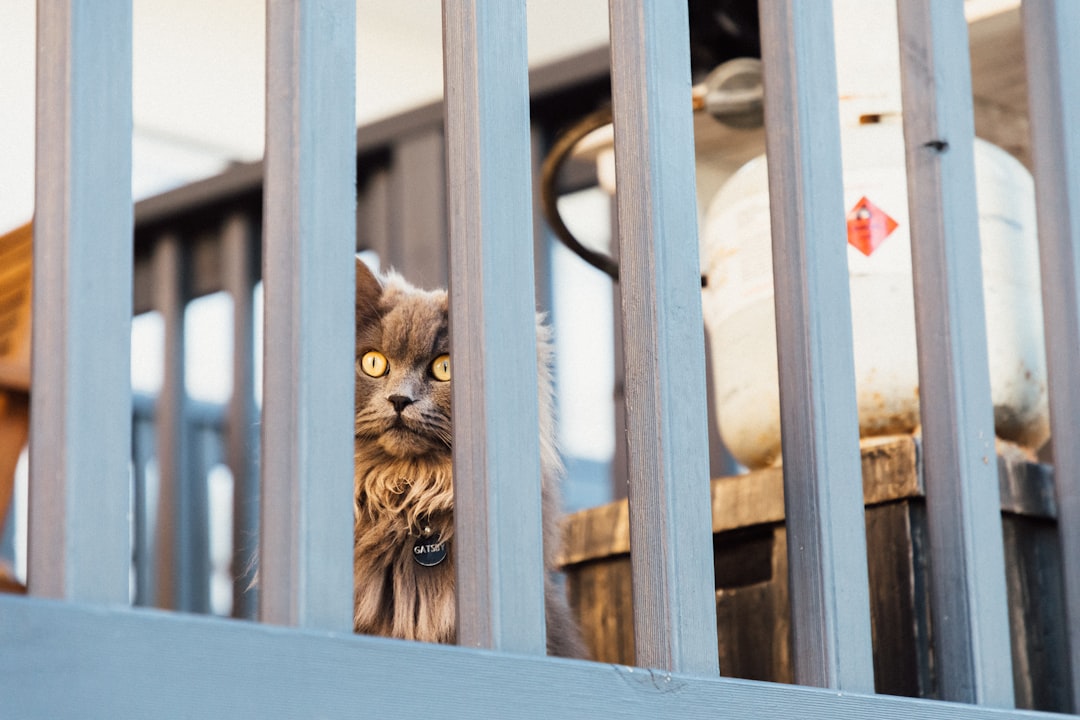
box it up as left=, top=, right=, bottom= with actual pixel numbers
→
left=539, top=106, right=620, bottom=282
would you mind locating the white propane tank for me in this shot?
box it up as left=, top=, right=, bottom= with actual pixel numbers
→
left=699, top=0, right=1048, bottom=469
left=701, top=128, right=1048, bottom=469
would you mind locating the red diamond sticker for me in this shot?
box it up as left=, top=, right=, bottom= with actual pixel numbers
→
left=846, top=196, right=898, bottom=256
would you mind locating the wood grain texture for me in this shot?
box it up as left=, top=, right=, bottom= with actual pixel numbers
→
left=715, top=526, right=793, bottom=685
left=757, top=0, right=874, bottom=692
left=28, top=0, right=133, bottom=603
left=559, top=437, right=921, bottom=568
left=260, top=0, right=355, bottom=630
left=1021, top=1, right=1080, bottom=710
left=607, top=0, right=718, bottom=676
left=561, top=440, right=1065, bottom=707
left=1002, top=515, right=1071, bottom=712
left=896, top=1, right=1015, bottom=707
left=441, top=0, right=546, bottom=654
left=0, top=597, right=1066, bottom=720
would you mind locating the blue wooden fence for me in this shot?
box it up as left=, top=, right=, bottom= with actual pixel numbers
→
left=1, top=1, right=1078, bottom=718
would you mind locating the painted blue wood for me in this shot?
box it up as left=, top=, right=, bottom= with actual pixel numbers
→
left=1022, top=1, right=1080, bottom=711
left=896, top=0, right=1014, bottom=707
left=756, top=0, right=875, bottom=692
left=29, top=0, right=133, bottom=604
left=441, top=0, right=547, bottom=655
left=607, top=0, right=719, bottom=676
left=260, top=0, right=356, bottom=631
left=0, top=597, right=1069, bottom=720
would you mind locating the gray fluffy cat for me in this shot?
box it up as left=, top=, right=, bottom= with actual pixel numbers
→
left=352, top=259, right=585, bottom=657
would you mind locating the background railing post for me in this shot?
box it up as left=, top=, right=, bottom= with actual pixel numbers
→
left=608, top=0, right=719, bottom=675
left=897, top=0, right=1014, bottom=707
left=28, top=0, right=134, bottom=604
left=1023, top=0, right=1080, bottom=711
left=222, top=212, right=260, bottom=621
left=153, top=232, right=209, bottom=612
left=442, top=0, right=547, bottom=655
left=260, top=0, right=356, bottom=631
left=757, top=0, right=875, bottom=692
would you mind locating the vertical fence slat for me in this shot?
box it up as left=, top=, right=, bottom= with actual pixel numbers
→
left=896, top=1, right=1014, bottom=707
left=153, top=233, right=206, bottom=612
left=392, top=131, right=448, bottom=288
left=357, top=166, right=393, bottom=264
left=608, top=0, right=718, bottom=675
left=757, top=0, right=874, bottom=692
left=260, top=0, right=356, bottom=631
left=442, top=0, right=546, bottom=654
left=29, top=0, right=133, bottom=603
left=222, top=213, right=260, bottom=620
left=132, top=406, right=156, bottom=606
left=1022, top=1, right=1080, bottom=710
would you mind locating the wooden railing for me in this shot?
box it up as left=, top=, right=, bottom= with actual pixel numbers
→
left=1, top=1, right=1078, bottom=718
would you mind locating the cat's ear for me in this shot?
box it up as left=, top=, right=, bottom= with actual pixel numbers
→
left=356, top=257, right=382, bottom=326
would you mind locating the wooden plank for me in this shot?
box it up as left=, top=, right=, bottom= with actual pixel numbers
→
left=357, top=163, right=393, bottom=261
left=607, top=0, right=718, bottom=675
left=558, top=437, right=922, bottom=568
left=896, top=1, right=1015, bottom=707
left=28, top=0, right=133, bottom=603
left=565, top=552, right=635, bottom=664
left=221, top=213, right=259, bottom=620
left=391, top=130, right=448, bottom=288
left=441, top=0, right=546, bottom=655
left=0, top=597, right=1068, bottom=720
left=756, top=0, right=874, bottom=692
left=715, top=526, right=792, bottom=685
left=152, top=233, right=207, bottom=612
left=1021, top=1, right=1080, bottom=710
left=864, top=502, right=932, bottom=698
left=996, top=453, right=1056, bottom=520
left=260, top=0, right=355, bottom=631
left=1002, top=514, right=1071, bottom=712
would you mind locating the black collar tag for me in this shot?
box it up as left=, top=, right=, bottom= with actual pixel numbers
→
left=413, top=535, right=447, bottom=567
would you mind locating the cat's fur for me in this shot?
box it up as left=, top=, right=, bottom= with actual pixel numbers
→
left=352, top=259, right=585, bottom=657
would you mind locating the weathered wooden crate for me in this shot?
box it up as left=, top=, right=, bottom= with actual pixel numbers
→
left=558, top=436, right=1069, bottom=712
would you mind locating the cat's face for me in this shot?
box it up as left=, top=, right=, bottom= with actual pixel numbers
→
left=354, top=261, right=452, bottom=459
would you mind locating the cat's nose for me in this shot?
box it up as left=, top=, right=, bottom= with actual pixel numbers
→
left=388, top=394, right=414, bottom=414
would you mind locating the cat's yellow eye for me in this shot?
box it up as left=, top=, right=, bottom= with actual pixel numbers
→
left=431, top=354, right=451, bottom=382
left=359, top=350, right=389, bottom=378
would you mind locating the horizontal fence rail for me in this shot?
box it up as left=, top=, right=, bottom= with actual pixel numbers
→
left=3, top=1, right=1080, bottom=719
left=0, top=597, right=1070, bottom=720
